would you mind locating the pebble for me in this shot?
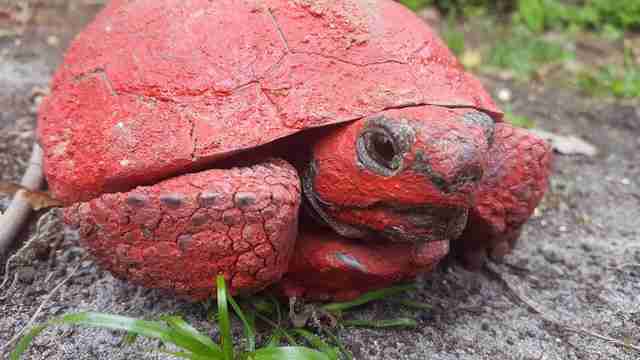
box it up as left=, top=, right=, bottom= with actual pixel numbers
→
left=541, top=248, right=563, bottom=264
left=580, top=242, right=593, bottom=252
left=46, top=35, right=60, bottom=47
left=60, top=246, right=85, bottom=262
left=620, top=178, right=631, bottom=185
left=497, top=88, right=512, bottom=102
left=19, top=266, right=37, bottom=284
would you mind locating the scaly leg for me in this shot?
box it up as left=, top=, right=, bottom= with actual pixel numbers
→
left=65, top=159, right=301, bottom=300
left=279, top=225, right=449, bottom=301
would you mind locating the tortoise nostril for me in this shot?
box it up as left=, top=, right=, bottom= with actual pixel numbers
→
left=456, top=164, right=484, bottom=186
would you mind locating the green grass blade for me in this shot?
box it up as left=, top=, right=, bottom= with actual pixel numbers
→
left=253, top=312, right=298, bottom=346
left=10, top=324, right=47, bottom=360
left=156, top=349, right=219, bottom=360
left=342, top=318, right=418, bottom=328
left=249, top=346, right=331, bottom=360
left=122, top=332, right=138, bottom=346
left=161, top=315, right=224, bottom=357
left=227, top=294, right=256, bottom=352
left=11, top=312, right=185, bottom=360
left=248, top=297, right=276, bottom=316
left=216, top=276, right=234, bottom=360
left=292, top=329, right=339, bottom=360
left=322, top=284, right=416, bottom=312
left=321, top=328, right=353, bottom=360
left=270, top=296, right=282, bottom=324
left=266, top=332, right=282, bottom=348
left=57, top=312, right=171, bottom=337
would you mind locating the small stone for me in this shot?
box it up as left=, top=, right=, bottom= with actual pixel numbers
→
left=621, top=178, right=631, bottom=185
left=497, top=88, right=512, bottom=102
left=541, top=248, right=562, bottom=264
left=580, top=242, right=593, bottom=252
left=19, top=266, right=37, bottom=284
left=47, top=35, right=60, bottom=47
left=532, top=207, right=542, bottom=218
left=418, top=311, right=434, bottom=322
left=558, top=225, right=568, bottom=232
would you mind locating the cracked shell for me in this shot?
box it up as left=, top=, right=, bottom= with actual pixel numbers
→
left=38, top=0, right=502, bottom=204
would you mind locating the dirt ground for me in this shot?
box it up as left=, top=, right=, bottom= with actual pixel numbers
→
left=1, top=2, right=639, bottom=360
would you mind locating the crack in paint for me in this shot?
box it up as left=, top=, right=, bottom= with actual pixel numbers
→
left=266, top=7, right=290, bottom=52
left=291, top=50, right=408, bottom=67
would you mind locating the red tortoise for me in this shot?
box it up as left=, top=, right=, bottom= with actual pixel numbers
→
left=38, top=0, right=552, bottom=301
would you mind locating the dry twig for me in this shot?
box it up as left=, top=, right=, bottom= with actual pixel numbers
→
left=0, top=143, right=44, bottom=256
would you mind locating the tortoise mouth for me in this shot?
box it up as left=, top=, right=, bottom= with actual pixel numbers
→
left=302, top=162, right=469, bottom=244
left=382, top=205, right=469, bottom=243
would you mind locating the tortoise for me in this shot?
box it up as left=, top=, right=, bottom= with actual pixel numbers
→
left=37, top=0, right=552, bottom=301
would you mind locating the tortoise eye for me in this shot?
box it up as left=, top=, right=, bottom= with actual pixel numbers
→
left=367, top=131, right=397, bottom=169
left=357, top=128, right=401, bottom=176
left=356, top=116, right=416, bottom=176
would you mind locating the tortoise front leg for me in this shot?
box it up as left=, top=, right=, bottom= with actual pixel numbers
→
left=453, top=123, right=552, bottom=268
left=65, top=159, right=301, bottom=300
left=279, top=226, right=449, bottom=301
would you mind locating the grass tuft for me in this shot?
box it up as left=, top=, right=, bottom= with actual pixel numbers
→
left=11, top=276, right=333, bottom=360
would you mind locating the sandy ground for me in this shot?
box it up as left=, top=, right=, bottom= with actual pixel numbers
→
left=1, top=2, right=639, bottom=360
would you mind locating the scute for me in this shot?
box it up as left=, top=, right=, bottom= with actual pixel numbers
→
left=38, top=0, right=501, bottom=203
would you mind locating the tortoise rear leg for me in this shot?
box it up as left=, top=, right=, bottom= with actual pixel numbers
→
left=454, top=123, right=552, bottom=269
left=65, top=159, right=301, bottom=300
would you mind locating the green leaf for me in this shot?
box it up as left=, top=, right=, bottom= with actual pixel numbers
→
left=518, top=0, right=545, bottom=32
left=292, top=329, right=339, bottom=360
left=265, top=332, right=282, bottom=348
left=161, top=315, right=223, bottom=357
left=156, top=349, right=220, bottom=360
left=254, top=312, right=298, bottom=346
left=122, top=332, right=138, bottom=346
left=10, top=312, right=196, bottom=360
left=322, top=328, right=353, bottom=360
left=216, top=275, right=234, bottom=360
left=322, top=284, right=416, bottom=312
left=57, top=312, right=171, bottom=338
left=10, top=324, right=47, bottom=360
left=342, top=318, right=418, bottom=328
left=397, top=0, right=433, bottom=12
left=248, top=297, right=277, bottom=316
left=248, top=346, right=331, bottom=360
left=228, top=294, right=256, bottom=352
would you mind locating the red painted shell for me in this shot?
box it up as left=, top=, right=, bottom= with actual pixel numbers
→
left=38, top=0, right=501, bottom=204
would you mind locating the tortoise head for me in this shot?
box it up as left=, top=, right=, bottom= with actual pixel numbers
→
left=303, top=106, right=496, bottom=245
